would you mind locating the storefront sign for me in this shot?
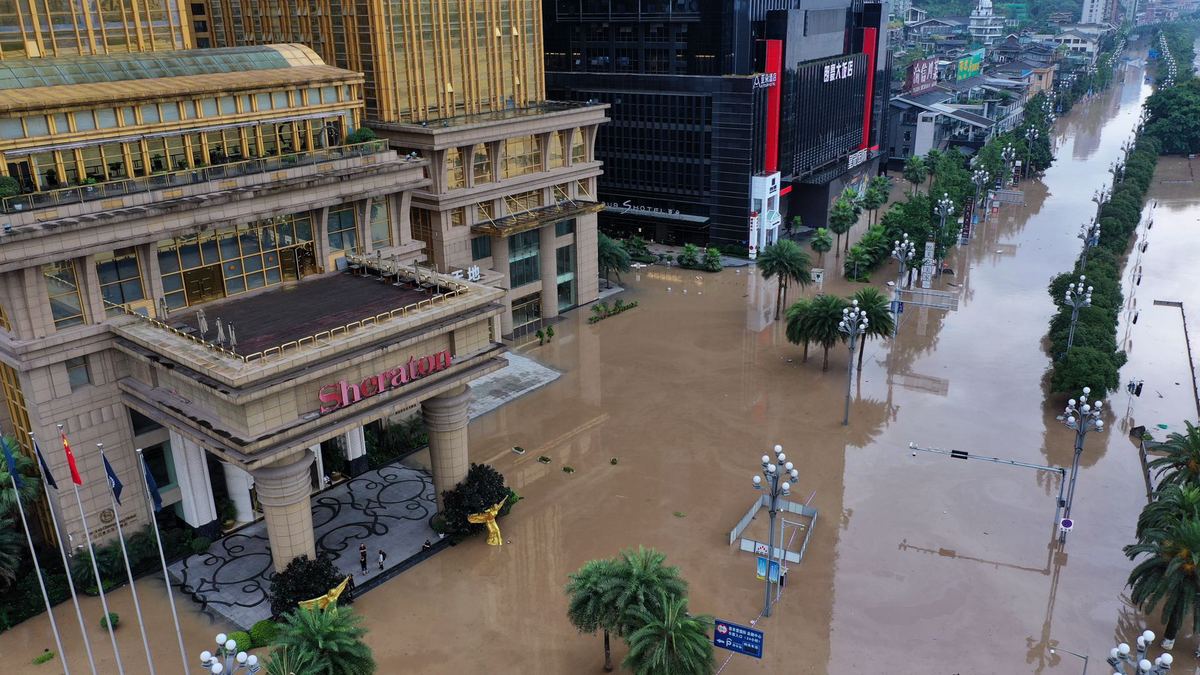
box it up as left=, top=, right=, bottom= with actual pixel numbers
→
left=603, top=200, right=681, bottom=217
left=319, top=350, right=453, bottom=414
left=823, top=59, right=855, bottom=83
left=956, top=49, right=984, bottom=81
left=748, top=212, right=760, bottom=260
left=847, top=149, right=868, bottom=169
left=753, top=72, right=778, bottom=89
left=905, top=57, right=939, bottom=93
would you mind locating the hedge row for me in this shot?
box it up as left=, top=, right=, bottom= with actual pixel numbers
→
left=1044, top=135, right=1161, bottom=396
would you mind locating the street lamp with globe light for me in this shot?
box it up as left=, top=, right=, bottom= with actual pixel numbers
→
left=198, top=632, right=260, bottom=674
left=1064, top=276, right=1093, bottom=354
left=752, top=445, right=796, bottom=617
left=839, top=301, right=868, bottom=425
left=1057, top=387, right=1105, bottom=543
left=890, top=234, right=916, bottom=335
left=1108, top=629, right=1175, bottom=671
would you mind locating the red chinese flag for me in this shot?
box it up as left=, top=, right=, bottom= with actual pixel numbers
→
left=61, top=432, right=82, bottom=485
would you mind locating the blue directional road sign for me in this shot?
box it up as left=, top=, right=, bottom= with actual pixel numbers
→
left=713, top=619, right=764, bottom=659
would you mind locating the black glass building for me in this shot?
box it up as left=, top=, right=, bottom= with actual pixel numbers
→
left=544, top=0, right=891, bottom=246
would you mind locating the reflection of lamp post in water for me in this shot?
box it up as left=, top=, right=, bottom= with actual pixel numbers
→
left=839, top=301, right=868, bottom=425
left=890, top=234, right=916, bottom=335
left=751, top=445, right=795, bottom=618
left=1064, top=276, right=1093, bottom=353
left=1057, top=387, right=1104, bottom=543
left=934, top=193, right=955, bottom=277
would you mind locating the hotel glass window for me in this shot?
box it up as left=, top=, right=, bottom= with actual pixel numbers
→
left=65, top=356, right=91, bottom=391
left=446, top=148, right=465, bottom=188
left=548, top=131, right=565, bottom=168
left=509, top=230, right=541, bottom=288
left=142, top=442, right=177, bottom=492
left=471, top=237, right=492, bottom=261
left=571, top=128, right=587, bottom=163
left=511, top=292, right=542, bottom=332
left=368, top=198, right=393, bottom=250
left=43, top=261, right=86, bottom=329
left=96, top=248, right=145, bottom=316
left=476, top=201, right=494, bottom=223
left=473, top=145, right=493, bottom=184
left=556, top=244, right=576, bottom=278
left=73, top=111, right=96, bottom=131
left=507, top=190, right=542, bottom=215
left=556, top=219, right=576, bottom=237
left=327, top=206, right=358, bottom=253
left=0, top=118, right=21, bottom=139
left=502, top=136, right=542, bottom=178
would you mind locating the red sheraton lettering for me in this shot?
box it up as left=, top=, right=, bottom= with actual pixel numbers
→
left=318, top=350, right=453, bottom=414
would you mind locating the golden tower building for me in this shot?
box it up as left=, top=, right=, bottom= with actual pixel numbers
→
left=0, top=0, right=192, bottom=59
left=195, top=0, right=609, bottom=336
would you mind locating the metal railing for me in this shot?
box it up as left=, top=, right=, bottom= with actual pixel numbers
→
left=2, top=139, right=392, bottom=214
left=111, top=259, right=469, bottom=365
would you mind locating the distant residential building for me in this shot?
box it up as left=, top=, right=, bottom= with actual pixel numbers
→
left=969, top=0, right=1007, bottom=45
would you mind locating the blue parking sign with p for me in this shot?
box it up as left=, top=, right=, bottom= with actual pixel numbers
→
left=713, top=619, right=764, bottom=659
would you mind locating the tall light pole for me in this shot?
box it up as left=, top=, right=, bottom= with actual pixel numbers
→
left=1064, top=276, right=1093, bottom=354
left=891, top=234, right=916, bottom=335
left=1092, top=187, right=1109, bottom=221
left=1079, top=220, right=1101, bottom=268
left=971, top=168, right=989, bottom=224
left=934, top=192, right=955, bottom=277
left=839, top=301, right=868, bottom=425
left=1002, top=144, right=1017, bottom=186
left=1024, top=127, right=1039, bottom=179
left=1108, top=629, right=1174, bottom=671
left=1111, top=159, right=1124, bottom=184
left=199, top=633, right=260, bottom=674
left=1058, top=387, right=1105, bottom=543
left=752, top=445, right=795, bottom=618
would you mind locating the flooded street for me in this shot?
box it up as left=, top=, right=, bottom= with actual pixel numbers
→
left=4, top=49, right=1196, bottom=675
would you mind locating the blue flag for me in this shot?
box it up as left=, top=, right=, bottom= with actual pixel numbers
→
left=1, top=436, right=22, bottom=489
left=142, top=456, right=162, bottom=512
left=31, top=436, right=56, bottom=490
left=102, top=454, right=123, bottom=505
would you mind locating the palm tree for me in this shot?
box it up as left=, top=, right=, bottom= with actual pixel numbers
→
left=785, top=299, right=814, bottom=363
left=868, top=175, right=892, bottom=218
left=566, top=558, right=623, bottom=671
left=902, top=156, right=927, bottom=195
left=860, top=185, right=886, bottom=226
left=608, top=547, right=688, bottom=638
left=1125, top=518, right=1200, bottom=648
left=622, top=592, right=714, bottom=675
left=265, top=647, right=318, bottom=675
left=851, top=287, right=895, bottom=370
left=758, top=240, right=812, bottom=320
left=807, top=294, right=849, bottom=370
left=0, top=438, right=43, bottom=517
left=1136, top=484, right=1200, bottom=541
left=274, top=605, right=376, bottom=675
left=598, top=232, right=632, bottom=288
left=0, top=516, right=22, bottom=588
left=809, top=228, right=833, bottom=267
left=1147, top=421, right=1200, bottom=489
left=924, top=149, right=943, bottom=192
left=828, top=197, right=856, bottom=256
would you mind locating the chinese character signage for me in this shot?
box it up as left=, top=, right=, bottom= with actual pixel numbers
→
left=823, top=59, right=855, bottom=83
left=956, top=49, right=984, bottom=81
left=753, top=72, right=778, bottom=89
left=905, top=57, right=938, bottom=93
left=713, top=619, right=764, bottom=659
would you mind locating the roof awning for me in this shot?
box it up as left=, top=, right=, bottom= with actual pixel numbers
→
left=471, top=200, right=604, bottom=238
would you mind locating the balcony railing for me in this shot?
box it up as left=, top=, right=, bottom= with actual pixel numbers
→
left=2, top=139, right=392, bottom=215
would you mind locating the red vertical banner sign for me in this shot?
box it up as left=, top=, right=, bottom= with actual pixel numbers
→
left=860, top=27, right=878, bottom=149
left=764, top=39, right=782, bottom=174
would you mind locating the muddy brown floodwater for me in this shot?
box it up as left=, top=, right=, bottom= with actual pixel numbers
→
left=3, top=48, right=1195, bottom=675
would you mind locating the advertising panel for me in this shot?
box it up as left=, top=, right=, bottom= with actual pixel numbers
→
left=905, top=57, right=939, bottom=93
left=785, top=52, right=869, bottom=176
left=956, top=48, right=985, bottom=81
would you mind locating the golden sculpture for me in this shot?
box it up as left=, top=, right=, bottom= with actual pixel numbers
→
left=298, top=575, right=350, bottom=611
left=467, top=499, right=507, bottom=546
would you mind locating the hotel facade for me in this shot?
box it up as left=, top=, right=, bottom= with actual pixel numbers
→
left=0, top=1, right=513, bottom=573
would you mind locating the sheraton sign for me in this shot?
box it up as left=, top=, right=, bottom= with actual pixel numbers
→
left=319, top=349, right=453, bottom=414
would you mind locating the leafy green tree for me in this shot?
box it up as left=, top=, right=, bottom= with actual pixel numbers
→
left=851, top=287, right=895, bottom=370
left=0, top=439, right=43, bottom=517
left=828, top=197, right=857, bottom=255
left=809, top=228, right=833, bottom=267
left=1137, top=485, right=1200, bottom=541
left=903, top=156, right=927, bottom=195
left=1048, top=345, right=1120, bottom=396
left=0, top=516, right=22, bottom=588
left=1125, top=518, right=1200, bottom=645
left=622, top=593, right=714, bottom=675
left=1148, top=422, right=1200, bottom=490
left=273, top=606, right=375, bottom=675
left=598, top=232, right=632, bottom=287
left=758, top=240, right=812, bottom=320
left=842, top=245, right=873, bottom=282
left=797, top=294, right=848, bottom=370
left=566, top=558, right=624, bottom=672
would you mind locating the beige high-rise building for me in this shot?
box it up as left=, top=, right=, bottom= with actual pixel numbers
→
left=0, top=0, right=192, bottom=59
left=194, top=0, right=609, bottom=335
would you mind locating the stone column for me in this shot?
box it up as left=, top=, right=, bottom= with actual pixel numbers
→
left=220, top=461, right=255, bottom=523
left=421, top=385, right=471, bottom=511
left=168, top=430, right=218, bottom=537
left=490, top=235, right=513, bottom=335
left=253, top=451, right=316, bottom=573
left=539, top=225, right=559, bottom=320
left=344, top=426, right=367, bottom=477
left=310, top=443, right=324, bottom=491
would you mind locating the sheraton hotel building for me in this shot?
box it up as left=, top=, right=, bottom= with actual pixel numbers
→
left=544, top=0, right=891, bottom=250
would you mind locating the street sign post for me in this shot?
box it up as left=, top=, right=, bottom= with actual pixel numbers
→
left=713, top=619, right=764, bottom=659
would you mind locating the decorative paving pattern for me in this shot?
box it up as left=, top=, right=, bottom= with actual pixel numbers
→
left=169, top=463, right=438, bottom=629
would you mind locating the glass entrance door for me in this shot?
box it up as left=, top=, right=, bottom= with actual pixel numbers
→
left=183, top=265, right=225, bottom=306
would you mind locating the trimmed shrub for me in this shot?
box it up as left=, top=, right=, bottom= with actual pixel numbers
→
left=439, top=464, right=512, bottom=540
left=250, top=619, right=279, bottom=647
left=100, top=612, right=119, bottom=630
left=229, top=630, right=253, bottom=651
left=190, top=536, right=212, bottom=555
left=269, top=554, right=343, bottom=618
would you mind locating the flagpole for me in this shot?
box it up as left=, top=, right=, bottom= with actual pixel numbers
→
left=8, top=471, right=70, bottom=674
left=136, top=447, right=189, bottom=675
left=61, top=425, right=125, bottom=675
left=32, top=432, right=98, bottom=675
left=98, top=444, right=155, bottom=675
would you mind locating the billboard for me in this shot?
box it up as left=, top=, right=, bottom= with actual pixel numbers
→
left=956, top=49, right=984, bottom=81
left=905, top=57, right=939, bottom=93
left=782, top=52, right=869, bottom=176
